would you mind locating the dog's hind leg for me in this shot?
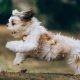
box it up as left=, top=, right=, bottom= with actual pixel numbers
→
left=67, top=52, right=80, bottom=74
left=13, top=53, right=26, bottom=65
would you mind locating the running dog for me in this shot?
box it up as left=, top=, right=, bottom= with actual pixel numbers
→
left=6, top=9, right=80, bottom=74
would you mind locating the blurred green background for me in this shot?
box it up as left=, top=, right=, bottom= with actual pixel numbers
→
left=0, top=0, right=80, bottom=31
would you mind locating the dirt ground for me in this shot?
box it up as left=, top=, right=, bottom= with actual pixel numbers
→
left=0, top=72, right=80, bottom=80
left=0, top=25, right=80, bottom=79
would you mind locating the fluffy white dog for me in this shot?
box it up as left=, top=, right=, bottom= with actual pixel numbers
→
left=6, top=9, right=80, bottom=74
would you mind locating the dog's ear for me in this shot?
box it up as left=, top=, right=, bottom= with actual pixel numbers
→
left=12, top=9, right=20, bottom=15
left=21, top=9, right=35, bottom=21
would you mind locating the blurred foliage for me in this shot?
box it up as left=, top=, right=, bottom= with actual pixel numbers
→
left=36, top=0, right=80, bottom=31
left=0, top=0, right=80, bottom=31
left=0, top=0, right=12, bottom=24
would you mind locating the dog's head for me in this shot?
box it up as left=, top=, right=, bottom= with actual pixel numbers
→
left=7, top=9, right=34, bottom=38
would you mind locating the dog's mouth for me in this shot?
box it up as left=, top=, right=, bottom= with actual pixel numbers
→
left=11, top=31, right=20, bottom=38
left=10, top=31, right=27, bottom=39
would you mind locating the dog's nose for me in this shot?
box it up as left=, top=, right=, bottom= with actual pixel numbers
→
left=12, top=31, right=17, bottom=34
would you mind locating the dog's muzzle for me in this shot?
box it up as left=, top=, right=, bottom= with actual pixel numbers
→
left=11, top=31, right=17, bottom=34
left=6, top=24, right=16, bottom=34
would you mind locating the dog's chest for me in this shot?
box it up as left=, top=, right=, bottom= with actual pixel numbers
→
left=22, top=33, right=55, bottom=58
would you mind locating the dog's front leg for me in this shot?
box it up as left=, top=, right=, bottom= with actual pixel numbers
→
left=6, top=40, right=23, bottom=52
left=6, top=39, right=38, bottom=53
left=13, top=52, right=26, bottom=65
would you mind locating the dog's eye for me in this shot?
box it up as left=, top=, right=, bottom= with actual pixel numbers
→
left=12, top=21, right=15, bottom=25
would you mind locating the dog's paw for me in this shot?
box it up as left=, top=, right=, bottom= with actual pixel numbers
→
left=6, top=42, right=13, bottom=49
left=13, top=58, right=23, bottom=65
left=6, top=41, right=21, bottom=52
left=6, top=41, right=15, bottom=51
left=13, top=53, right=25, bottom=65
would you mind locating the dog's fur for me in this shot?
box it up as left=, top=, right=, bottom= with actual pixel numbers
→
left=6, top=9, right=80, bottom=74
